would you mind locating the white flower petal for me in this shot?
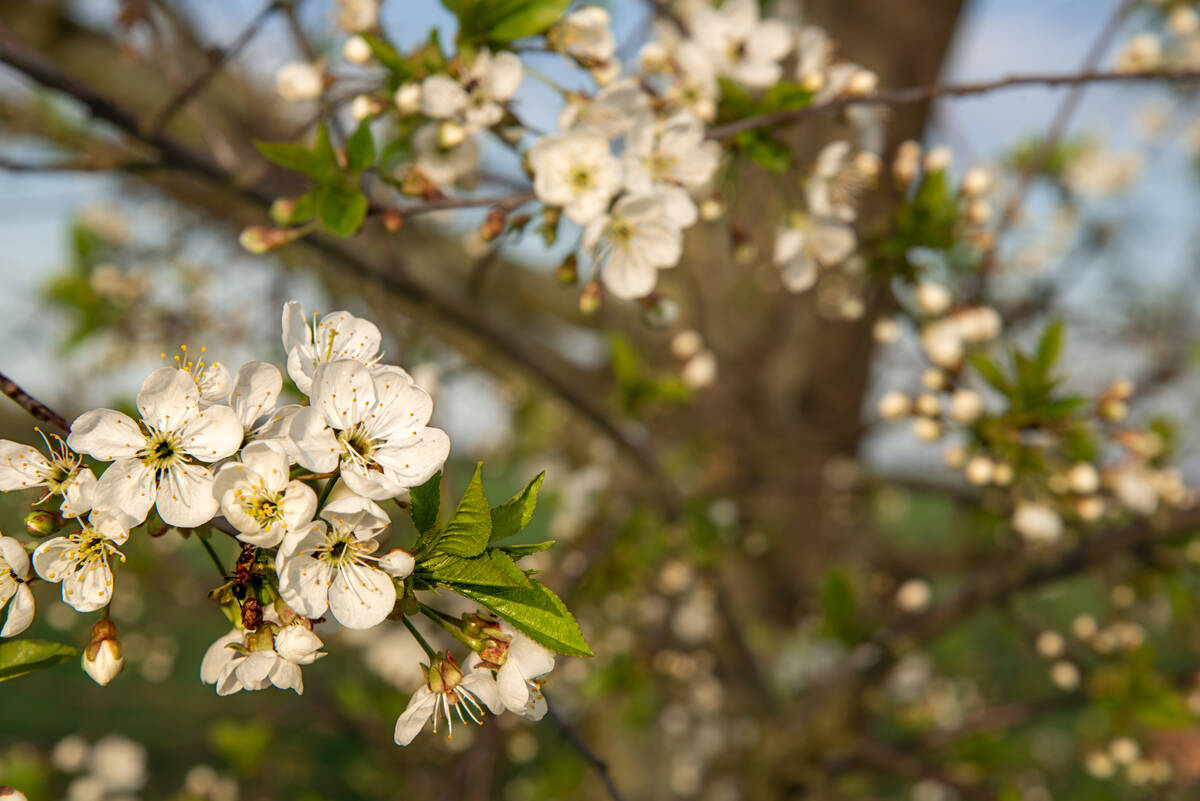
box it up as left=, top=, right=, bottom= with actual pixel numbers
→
left=178, top=405, right=242, bottom=463
left=68, top=410, right=143, bottom=461
left=63, top=559, right=114, bottom=612
left=1, top=583, right=35, bottom=637
left=200, top=630, right=242, bottom=684
left=137, top=367, right=200, bottom=433
left=328, top=561, right=395, bottom=629
left=394, top=687, right=437, bottom=745
left=288, top=407, right=340, bottom=473
left=231, top=361, right=283, bottom=431
left=95, top=459, right=156, bottom=526
left=373, top=427, right=451, bottom=487
left=0, top=534, right=30, bottom=579
left=155, top=463, right=219, bottom=528
left=0, top=440, right=48, bottom=491
left=312, top=359, right=377, bottom=430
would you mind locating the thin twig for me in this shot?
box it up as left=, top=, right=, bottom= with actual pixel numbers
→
left=0, top=371, right=70, bottom=432
left=544, top=694, right=628, bottom=801
left=706, top=67, right=1200, bottom=140
left=0, top=155, right=163, bottom=172
left=146, top=0, right=284, bottom=135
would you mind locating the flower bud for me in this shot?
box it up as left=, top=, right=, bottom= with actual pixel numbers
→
left=991, top=463, right=1014, bottom=486
left=847, top=69, right=878, bottom=96
left=351, top=94, right=380, bottom=122
left=394, top=82, right=422, bottom=114
left=1050, top=660, right=1080, bottom=690
left=383, top=209, right=405, bottom=233
left=914, top=393, right=940, bottom=417
left=916, top=282, right=952, bottom=315
left=873, top=317, right=902, bottom=344
left=877, top=391, right=910, bottom=420
left=949, top=389, right=983, bottom=423
left=579, top=281, right=602, bottom=315
left=640, top=294, right=679, bottom=329
left=0, top=788, right=29, bottom=801
left=239, top=225, right=305, bottom=254
left=913, top=417, right=941, bottom=442
left=343, top=35, right=373, bottom=65
left=83, top=619, right=124, bottom=687
left=961, top=166, right=992, bottom=197
left=1067, top=462, right=1100, bottom=494
left=379, top=549, right=415, bottom=579
left=25, top=509, right=62, bottom=537
left=943, top=445, right=967, bottom=468
left=1012, top=501, right=1062, bottom=544
left=426, top=652, right=465, bottom=694
left=269, top=198, right=299, bottom=225
left=964, top=456, right=994, bottom=486
left=438, top=121, right=466, bottom=149
left=965, top=199, right=992, bottom=225
left=699, top=196, right=725, bottom=221
left=895, top=579, right=931, bottom=612
left=923, top=146, right=952, bottom=173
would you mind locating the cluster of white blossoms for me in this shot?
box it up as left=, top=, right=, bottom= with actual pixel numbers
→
left=265, top=1, right=889, bottom=302
left=1116, top=2, right=1200, bottom=74
left=0, top=301, right=572, bottom=746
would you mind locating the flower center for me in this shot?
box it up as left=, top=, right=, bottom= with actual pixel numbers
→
left=569, top=166, right=595, bottom=191
left=33, top=428, right=81, bottom=495
left=139, top=430, right=184, bottom=472
left=607, top=217, right=635, bottom=248
left=338, top=424, right=379, bottom=473
left=242, top=489, right=284, bottom=527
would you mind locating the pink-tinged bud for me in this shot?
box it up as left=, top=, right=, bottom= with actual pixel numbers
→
left=24, top=509, right=62, bottom=537
left=382, top=209, right=405, bottom=233
left=269, top=198, right=298, bottom=225
left=239, top=225, right=305, bottom=254
left=426, top=652, right=464, bottom=694
left=478, top=209, right=507, bottom=242
left=379, top=549, right=415, bottom=579
left=83, top=637, right=124, bottom=687
left=0, top=787, right=30, bottom=801
left=464, top=613, right=511, bottom=668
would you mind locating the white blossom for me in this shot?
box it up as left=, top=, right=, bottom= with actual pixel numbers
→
left=281, top=301, right=382, bottom=396
left=276, top=489, right=396, bottom=629
left=558, top=79, right=651, bottom=139
left=212, top=441, right=317, bottom=548
left=483, top=625, right=555, bottom=719
left=82, top=638, right=124, bottom=686
left=773, top=216, right=856, bottom=293
left=32, top=509, right=129, bottom=612
left=201, top=623, right=325, bottom=696
left=68, top=368, right=242, bottom=527
left=394, top=654, right=502, bottom=745
left=411, top=122, right=480, bottom=187
left=0, top=534, right=34, bottom=637
left=529, top=131, right=622, bottom=224
left=550, top=6, right=616, bottom=64
left=623, top=112, right=720, bottom=227
left=1012, top=501, right=1063, bottom=544
left=583, top=194, right=683, bottom=299
left=0, top=432, right=96, bottom=518
left=688, top=0, right=792, bottom=89
left=275, top=63, right=323, bottom=102
left=289, top=360, right=450, bottom=499
left=334, top=0, right=378, bottom=33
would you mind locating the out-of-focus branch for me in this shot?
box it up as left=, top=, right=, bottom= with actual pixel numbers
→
left=0, top=155, right=161, bottom=172
left=545, top=695, right=629, bottom=801
left=0, top=371, right=70, bottom=432
left=706, top=67, right=1200, bottom=140
left=146, top=0, right=284, bottom=135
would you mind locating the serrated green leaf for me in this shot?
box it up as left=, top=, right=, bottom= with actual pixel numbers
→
left=420, top=549, right=531, bottom=588
left=410, top=471, right=441, bottom=533
left=255, top=123, right=340, bottom=183
left=318, top=186, right=368, bottom=237
left=433, top=463, right=491, bottom=557
left=491, top=472, right=545, bottom=541
left=346, top=120, right=376, bottom=172
left=501, top=540, right=555, bottom=559
left=444, top=0, right=569, bottom=43
left=0, top=639, right=79, bottom=682
left=457, top=580, right=592, bottom=656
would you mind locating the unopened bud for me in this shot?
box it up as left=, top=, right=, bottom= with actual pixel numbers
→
left=438, top=121, right=466, bottom=149
left=699, top=196, right=725, bottom=221
left=916, top=282, right=952, bottom=315
left=847, top=69, right=878, bottom=96
left=269, top=198, right=299, bottom=225
left=25, top=509, right=62, bottom=537
left=379, top=549, right=415, bottom=579
left=239, top=225, right=305, bottom=254
left=962, top=166, right=993, bottom=197
left=479, top=209, right=506, bottom=242
left=579, top=281, right=602, bottom=315
left=799, top=71, right=825, bottom=93
left=0, top=788, right=29, bottom=801
left=383, top=209, right=405, bottom=233
left=83, top=619, right=123, bottom=687
left=343, top=35, right=373, bottom=65
left=351, top=94, right=381, bottom=122
left=394, top=82, right=422, bottom=114
left=877, top=391, right=911, bottom=420
left=965, top=199, right=992, bottom=225
left=923, top=146, right=952, bottom=173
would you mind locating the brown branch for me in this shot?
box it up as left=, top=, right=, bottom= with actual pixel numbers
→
left=145, top=0, right=285, bottom=135
left=0, top=155, right=162, bottom=172
left=0, top=371, right=70, bottom=432
left=706, top=67, right=1200, bottom=140
left=544, top=694, right=629, bottom=801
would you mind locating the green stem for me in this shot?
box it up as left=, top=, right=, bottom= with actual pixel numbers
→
left=418, top=603, right=479, bottom=649
left=199, top=534, right=227, bottom=579
left=401, top=616, right=437, bottom=660
left=316, top=475, right=339, bottom=509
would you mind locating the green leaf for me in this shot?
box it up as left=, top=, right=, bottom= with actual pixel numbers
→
left=0, top=639, right=79, bottom=682
left=716, top=77, right=755, bottom=121
left=761, top=82, right=814, bottom=113
left=457, top=580, right=592, bottom=656
left=420, top=549, right=531, bottom=588
left=444, top=0, right=570, bottom=43
left=490, top=471, right=545, bottom=541
left=317, top=185, right=368, bottom=237
left=255, top=123, right=340, bottom=183
left=433, top=463, right=491, bottom=557
left=736, top=131, right=792, bottom=174
left=346, top=120, right=376, bottom=172
left=363, top=34, right=415, bottom=81
left=410, top=471, right=441, bottom=533
left=1035, top=319, right=1064, bottom=376
left=819, top=570, right=860, bottom=645
left=970, top=354, right=1011, bottom=396
left=500, top=540, right=555, bottom=559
